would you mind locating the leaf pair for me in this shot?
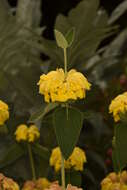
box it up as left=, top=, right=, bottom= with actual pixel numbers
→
left=54, top=28, right=75, bottom=49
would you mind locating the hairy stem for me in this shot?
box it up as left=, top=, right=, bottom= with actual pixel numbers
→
left=64, top=48, right=67, bottom=75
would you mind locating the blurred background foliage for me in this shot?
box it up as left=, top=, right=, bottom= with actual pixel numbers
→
left=0, top=0, right=127, bottom=189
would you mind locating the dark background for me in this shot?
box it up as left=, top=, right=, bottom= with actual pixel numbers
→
left=8, top=0, right=126, bottom=38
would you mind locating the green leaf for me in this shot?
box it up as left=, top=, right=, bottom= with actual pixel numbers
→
left=0, top=20, right=44, bottom=115
left=68, top=0, right=99, bottom=39
left=65, top=28, right=75, bottom=47
left=0, top=143, right=25, bottom=168
left=114, top=123, right=127, bottom=171
left=55, top=14, right=71, bottom=35
left=92, top=28, right=127, bottom=84
left=41, top=0, right=113, bottom=69
left=54, top=29, right=68, bottom=49
left=53, top=107, right=83, bottom=159
left=29, top=103, right=59, bottom=122
left=108, top=0, right=127, bottom=24
left=32, top=143, right=50, bottom=161
left=104, top=28, right=127, bottom=58
left=54, top=0, right=113, bottom=69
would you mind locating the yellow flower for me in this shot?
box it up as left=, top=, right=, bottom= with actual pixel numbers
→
left=22, top=178, right=50, bottom=190
left=27, top=125, right=40, bottom=142
left=67, top=147, right=87, bottom=171
left=15, top=124, right=40, bottom=143
left=38, top=68, right=91, bottom=103
left=36, top=178, right=51, bottom=190
left=122, top=185, right=127, bottom=190
left=101, top=171, right=127, bottom=190
left=50, top=147, right=61, bottom=172
left=44, top=181, right=82, bottom=190
left=101, top=178, right=112, bottom=190
left=66, top=184, right=82, bottom=190
left=22, top=180, right=35, bottom=190
left=0, top=100, right=9, bottom=125
left=15, top=124, right=28, bottom=142
left=50, top=147, right=87, bottom=172
left=109, top=92, right=127, bottom=122
left=0, top=173, right=19, bottom=190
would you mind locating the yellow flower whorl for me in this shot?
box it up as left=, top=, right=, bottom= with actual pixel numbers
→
left=49, top=147, right=87, bottom=172
left=0, top=100, right=9, bottom=126
left=101, top=171, right=127, bottom=190
left=15, top=124, right=40, bottom=143
left=36, top=178, right=51, bottom=190
left=45, top=181, right=82, bottom=190
left=22, top=178, right=50, bottom=190
left=109, top=92, right=127, bottom=122
left=0, top=173, right=19, bottom=190
left=38, top=68, right=91, bottom=103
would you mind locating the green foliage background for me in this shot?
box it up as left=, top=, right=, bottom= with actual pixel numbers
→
left=0, top=0, right=127, bottom=189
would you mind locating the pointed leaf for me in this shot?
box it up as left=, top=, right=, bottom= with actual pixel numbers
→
left=55, top=14, right=71, bottom=35
left=53, top=107, right=83, bottom=159
left=54, top=29, right=68, bottom=49
left=65, top=28, right=75, bottom=47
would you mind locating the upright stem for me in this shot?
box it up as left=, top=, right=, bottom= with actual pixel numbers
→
left=64, top=48, right=67, bottom=75
left=114, top=126, right=121, bottom=173
left=27, top=143, right=36, bottom=180
left=61, top=152, right=66, bottom=190
left=63, top=48, right=69, bottom=120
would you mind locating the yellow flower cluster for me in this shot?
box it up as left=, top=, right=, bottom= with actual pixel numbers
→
left=0, top=100, right=9, bottom=125
left=15, top=124, right=40, bottom=143
left=50, top=147, right=87, bottom=172
left=109, top=92, right=127, bottom=122
left=0, top=173, right=19, bottom=190
left=101, top=171, right=127, bottom=190
left=22, top=178, right=50, bottom=190
left=45, top=181, right=82, bottom=190
left=38, top=68, right=91, bottom=103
